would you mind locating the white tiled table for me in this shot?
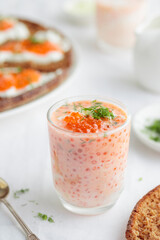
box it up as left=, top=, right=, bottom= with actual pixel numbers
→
left=0, top=1, right=160, bottom=239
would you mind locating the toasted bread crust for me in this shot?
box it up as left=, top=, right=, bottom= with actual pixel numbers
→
left=0, top=69, right=68, bottom=112
left=126, top=185, right=160, bottom=240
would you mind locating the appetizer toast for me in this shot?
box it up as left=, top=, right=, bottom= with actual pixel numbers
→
left=0, top=17, right=73, bottom=112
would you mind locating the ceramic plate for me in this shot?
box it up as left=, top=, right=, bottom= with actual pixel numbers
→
left=133, top=103, right=160, bottom=152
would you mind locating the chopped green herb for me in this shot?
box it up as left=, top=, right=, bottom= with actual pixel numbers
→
left=37, top=213, right=54, bottom=223
left=29, top=37, right=45, bottom=44
left=80, top=139, right=86, bottom=144
left=138, top=177, right=143, bottom=182
left=73, top=103, right=77, bottom=111
left=88, top=139, right=95, bottom=143
left=150, top=136, right=160, bottom=142
left=14, top=188, right=29, bottom=198
left=144, top=119, right=160, bottom=143
left=38, top=212, right=47, bottom=220
left=63, top=103, right=69, bottom=107
left=81, top=104, right=114, bottom=120
left=92, top=100, right=101, bottom=106
left=48, top=217, right=54, bottom=223
left=146, top=120, right=160, bottom=134
left=104, top=132, right=107, bottom=138
left=17, top=67, right=23, bottom=73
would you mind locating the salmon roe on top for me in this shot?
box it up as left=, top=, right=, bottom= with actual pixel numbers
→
left=0, top=20, right=14, bottom=31
left=0, top=39, right=62, bottom=55
left=64, top=112, right=105, bottom=133
left=52, top=100, right=127, bottom=134
left=0, top=69, right=40, bottom=91
left=0, top=73, right=15, bottom=91
left=21, top=40, right=62, bottom=54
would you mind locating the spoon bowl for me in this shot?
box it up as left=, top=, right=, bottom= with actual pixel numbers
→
left=0, top=178, right=9, bottom=199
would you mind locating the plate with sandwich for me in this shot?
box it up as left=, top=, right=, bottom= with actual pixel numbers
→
left=0, top=16, right=76, bottom=118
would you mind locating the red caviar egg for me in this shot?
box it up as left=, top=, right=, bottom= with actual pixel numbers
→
left=21, top=40, right=62, bottom=54
left=63, top=112, right=104, bottom=133
left=0, top=41, right=22, bottom=52
left=0, top=73, right=15, bottom=91
left=0, top=20, right=14, bottom=31
left=0, top=69, right=40, bottom=91
left=15, top=69, right=40, bottom=89
left=0, top=40, right=62, bottom=55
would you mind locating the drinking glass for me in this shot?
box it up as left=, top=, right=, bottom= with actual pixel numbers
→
left=47, top=96, right=131, bottom=215
left=96, top=0, right=147, bottom=51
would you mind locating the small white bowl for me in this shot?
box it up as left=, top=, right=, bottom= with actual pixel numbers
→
left=63, top=0, right=95, bottom=24
left=133, top=103, right=160, bottom=152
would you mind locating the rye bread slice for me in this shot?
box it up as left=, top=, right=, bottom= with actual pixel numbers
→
left=0, top=68, right=68, bottom=112
left=0, top=18, right=73, bottom=72
left=126, top=185, right=160, bottom=240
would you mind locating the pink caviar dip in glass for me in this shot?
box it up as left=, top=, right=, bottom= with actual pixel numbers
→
left=48, top=97, right=131, bottom=214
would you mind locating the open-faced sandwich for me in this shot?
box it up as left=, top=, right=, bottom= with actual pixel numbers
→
left=0, top=16, right=73, bottom=112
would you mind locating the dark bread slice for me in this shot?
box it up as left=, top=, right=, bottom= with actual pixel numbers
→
left=126, top=185, right=160, bottom=240
left=1, top=50, right=72, bottom=72
left=0, top=18, right=73, bottom=72
left=0, top=68, right=68, bottom=112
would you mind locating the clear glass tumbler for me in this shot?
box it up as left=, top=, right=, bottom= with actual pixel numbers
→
left=96, top=0, right=147, bottom=51
left=47, top=96, right=131, bottom=215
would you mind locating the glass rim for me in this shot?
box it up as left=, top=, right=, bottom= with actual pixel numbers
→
left=47, top=95, right=131, bottom=137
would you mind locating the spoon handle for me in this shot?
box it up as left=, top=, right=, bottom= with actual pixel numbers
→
left=1, top=199, right=40, bottom=239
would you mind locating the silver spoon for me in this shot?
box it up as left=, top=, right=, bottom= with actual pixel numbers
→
left=0, top=178, right=40, bottom=240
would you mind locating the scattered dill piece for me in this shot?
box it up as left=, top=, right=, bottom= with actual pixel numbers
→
left=80, top=139, right=86, bottom=144
left=63, top=102, right=69, bottom=107
left=14, top=188, right=29, bottom=198
left=48, top=217, right=54, bottom=223
left=17, top=66, right=23, bottom=73
left=37, top=213, right=54, bottom=223
left=38, top=213, right=47, bottom=220
left=88, top=139, right=95, bottom=143
left=104, top=132, right=107, bottom=138
left=138, top=177, right=143, bottom=182
left=81, top=117, right=85, bottom=121
left=21, top=203, right=27, bottom=207
left=30, top=37, right=45, bottom=44
left=73, top=103, right=78, bottom=111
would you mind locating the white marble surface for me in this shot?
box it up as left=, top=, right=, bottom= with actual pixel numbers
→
left=0, top=0, right=160, bottom=240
